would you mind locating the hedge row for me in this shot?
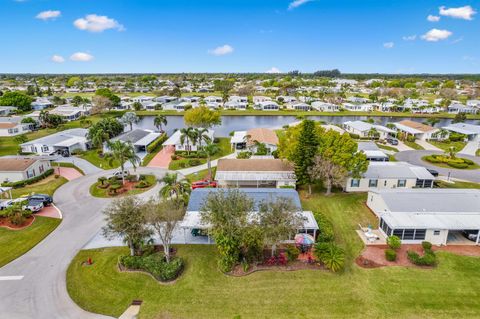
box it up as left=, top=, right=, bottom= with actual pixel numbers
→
left=1, top=168, right=54, bottom=188
left=146, top=133, right=168, bottom=153
left=424, top=154, right=474, bottom=169
left=314, top=212, right=335, bottom=243
left=119, top=253, right=184, bottom=282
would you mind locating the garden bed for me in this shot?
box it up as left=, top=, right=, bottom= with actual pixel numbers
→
left=356, top=245, right=436, bottom=268
left=0, top=215, right=35, bottom=230
left=228, top=259, right=323, bottom=276
left=118, top=252, right=184, bottom=283
left=422, top=154, right=479, bottom=169
left=90, top=174, right=157, bottom=198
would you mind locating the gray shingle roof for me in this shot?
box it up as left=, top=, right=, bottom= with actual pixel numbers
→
left=111, top=129, right=150, bottom=144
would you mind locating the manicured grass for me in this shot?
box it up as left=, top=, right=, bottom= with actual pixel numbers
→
left=89, top=175, right=157, bottom=198
left=429, top=140, right=467, bottom=152
left=10, top=175, right=68, bottom=198
left=375, top=142, right=398, bottom=153
left=0, top=216, right=61, bottom=267
left=435, top=179, right=480, bottom=189
left=168, top=158, right=207, bottom=170
left=141, top=146, right=163, bottom=166
left=422, top=156, right=480, bottom=170
left=67, top=191, right=480, bottom=318
left=185, top=167, right=216, bottom=183
left=404, top=140, right=424, bottom=150
left=476, top=149, right=480, bottom=157
left=78, top=150, right=120, bottom=169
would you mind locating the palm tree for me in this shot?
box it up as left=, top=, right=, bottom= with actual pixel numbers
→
left=154, top=114, right=167, bottom=133
left=90, top=128, right=109, bottom=149
left=160, top=173, right=191, bottom=203
left=203, top=142, right=219, bottom=180
left=120, top=112, right=139, bottom=131
left=425, top=117, right=440, bottom=127
left=179, top=127, right=197, bottom=155
left=195, top=128, right=211, bottom=149
left=105, top=140, right=140, bottom=185
left=367, top=127, right=379, bottom=139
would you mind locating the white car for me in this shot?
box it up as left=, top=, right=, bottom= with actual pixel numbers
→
left=108, top=170, right=130, bottom=180
left=22, top=200, right=44, bottom=213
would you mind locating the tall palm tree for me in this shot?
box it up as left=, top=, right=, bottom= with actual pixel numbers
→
left=203, top=142, right=219, bottom=180
left=90, top=128, right=109, bottom=149
left=160, top=173, right=191, bottom=203
left=195, top=128, right=211, bottom=149
left=154, top=114, right=167, bottom=133
left=105, top=140, right=140, bottom=185
left=179, top=127, right=197, bottom=155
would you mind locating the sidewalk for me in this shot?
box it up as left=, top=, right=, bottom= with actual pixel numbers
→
left=395, top=141, right=413, bottom=152
left=415, top=139, right=442, bottom=151
left=55, top=157, right=103, bottom=175
left=459, top=141, right=479, bottom=156
left=54, top=167, right=83, bottom=180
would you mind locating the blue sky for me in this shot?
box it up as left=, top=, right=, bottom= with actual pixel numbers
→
left=0, top=0, right=478, bottom=74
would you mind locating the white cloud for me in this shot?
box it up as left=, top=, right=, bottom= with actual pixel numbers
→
left=265, top=67, right=281, bottom=74
left=208, top=44, right=234, bottom=56
left=288, top=0, right=312, bottom=10
left=36, top=10, right=61, bottom=21
left=383, top=42, right=394, bottom=49
left=70, top=52, right=94, bottom=62
left=74, top=14, right=125, bottom=32
left=50, top=55, right=65, bottom=63
left=402, top=35, right=417, bottom=41
left=427, top=14, right=440, bottom=22
left=421, top=29, right=452, bottom=42
left=439, top=5, right=476, bottom=20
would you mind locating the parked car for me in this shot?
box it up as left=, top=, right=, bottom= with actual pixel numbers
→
left=0, top=199, right=14, bottom=210
left=22, top=200, right=44, bottom=213
left=426, top=169, right=439, bottom=177
left=108, top=170, right=130, bottom=180
left=28, top=194, right=53, bottom=206
left=386, top=137, right=399, bottom=145
left=463, top=230, right=479, bottom=242
left=192, top=180, right=218, bottom=189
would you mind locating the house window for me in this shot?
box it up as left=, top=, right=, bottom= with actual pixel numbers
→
left=397, top=179, right=406, bottom=187
left=433, top=230, right=440, bottom=236
left=368, top=179, right=378, bottom=188
left=414, top=229, right=426, bottom=240
left=39, top=165, right=44, bottom=173
left=350, top=179, right=360, bottom=187
left=41, top=145, right=49, bottom=152
left=384, top=180, right=387, bottom=187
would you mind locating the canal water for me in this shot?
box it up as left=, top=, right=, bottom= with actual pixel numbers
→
left=133, top=115, right=477, bottom=137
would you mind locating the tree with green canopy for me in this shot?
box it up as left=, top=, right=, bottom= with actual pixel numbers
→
left=184, top=106, right=221, bottom=128
left=105, top=140, right=140, bottom=185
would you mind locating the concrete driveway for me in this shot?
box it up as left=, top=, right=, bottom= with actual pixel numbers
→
left=395, top=150, right=480, bottom=183
left=0, top=167, right=168, bottom=319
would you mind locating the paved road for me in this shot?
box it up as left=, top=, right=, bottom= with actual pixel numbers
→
left=55, top=156, right=104, bottom=175
left=395, top=150, right=480, bottom=183
left=415, top=139, right=442, bottom=151
left=0, top=167, right=167, bottom=319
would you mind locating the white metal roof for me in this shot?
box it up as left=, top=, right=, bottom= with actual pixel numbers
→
left=443, top=123, right=480, bottom=136
left=363, top=162, right=434, bottom=179
left=230, top=131, right=247, bottom=144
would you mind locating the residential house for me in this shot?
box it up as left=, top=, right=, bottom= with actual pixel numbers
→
left=215, top=158, right=296, bottom=188
left=342, top=103, right=373, bottom=112
left=343, top=121, right=396, bottom=139
left=393, top=120, right=442, bottom=141
left=31, top=97, right=53, bottom=111
left=20, top=128, right=89, bottom=156
left=204, top=96, right=222, bottom=104
left=163, top=128, right=214, bottom=152
left=285, top=102, right=311, bottom=111
left=224, top=101, right=248, bottom=110
left=231, top=128, right=279, bottom=154
left=311, top=101, right=339, bottom=112
left=0, top=106, right=17, bottom=116
left=357, top=142, right=389, bottom=162
left=254, top=101, right=280, bottom=111
left=367, top=189, right=480, bottom=245
left=49, top=105, right=91, bottom=121
left=346, top=161, right=435, bottom=192
left=0, top=157, right=51, bottom=183
left=104, top=129, right=161, bottom=154
left=253, top=96, right=272, bottom=104
left=447, top=103, right=478, bottom=115
left=0, top=117, right=34, bottom=137
left=276, top=96, right=297, bottom=104
left=180, top=188, right=319, bottom=243
left=442, top=122, right=480, bottom=142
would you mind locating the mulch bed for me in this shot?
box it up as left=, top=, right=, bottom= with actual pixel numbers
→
left=356, top=245, right=438, bottom=269
left=0, top=215, right=35, bottom=230
left=229, top=260, right=324, bottom=277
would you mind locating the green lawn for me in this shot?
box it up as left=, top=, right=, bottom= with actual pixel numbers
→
left=78, top=150, right=120, bottom=169
left=435, top=180, right=480, bottom=189
left=67, top=191, right=480, bottom=318
left=185, top=167, right=216, bottom=183
left=0, top=216, right=61, bottom=267
left=476, top=149, right=480, bottom=157
left=10, top=175, right=68, bottom=198
left=89, top=175, right=157, bottom=198
left=375, top=142, right=398, bottom=153
left=429, top=140, right=467, bottom=152
left=404, top=140, right=425, bottom=150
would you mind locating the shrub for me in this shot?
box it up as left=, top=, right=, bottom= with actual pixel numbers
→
left=407, top=249, right=437, bottom=266
left=146, top=133, right=167, bottom=153
left=109, top=183, right=122, bottom=194
left=406, top=135, right=416, bottom=142
left=188, top=159, right=201, bottom=166
left=314, top=242, right=345, bottom=272
left=171, top=154, right=178, bottom=160
left=449, top=132, right=466, bottom=142
left=314, top=212, right=334, bottom=243
left=98, top=177, right=107, bottom=185
left=1, top=168, right=54, bottom=188
left=387, top=235, right=401, bottom=250
left=236, top=151, right=252, bottom=159
left=447, top=162, right=468, bottom=169
left=463, top=158, right=474, bottom=165
left=139, top=174, right=147, bottom=181
left=284, top=245, right=300, bottom=262
left=349, top=133, right=360, bottom=139
left=120, top=253, right=184, bottom=282
left=422, top=241, right=432, bottom=250
left=9, top=211, right=29, bottom=225
left=125, top=174, right=137, bottom=182
left=135, top=180, right=150, bottom=188
left=385, top=249, right=397, bottom=261
left=178, top=162, right=187, bottom=168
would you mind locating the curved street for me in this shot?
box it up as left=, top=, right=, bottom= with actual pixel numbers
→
left=0, top=168, right=167, bottom=319
left=395, top=150, right=480, bottom=183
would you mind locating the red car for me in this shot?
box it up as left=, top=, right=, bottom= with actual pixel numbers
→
left=191, top=180, right=218, bottom=189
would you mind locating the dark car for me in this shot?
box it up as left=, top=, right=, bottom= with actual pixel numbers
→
left=386, top=137, right=399, bottom=145
left=426, top=168, right=439, bottom=177
left=463, top=230, right=479, bottom=242
left=28, top=194, right=53, bottom=206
